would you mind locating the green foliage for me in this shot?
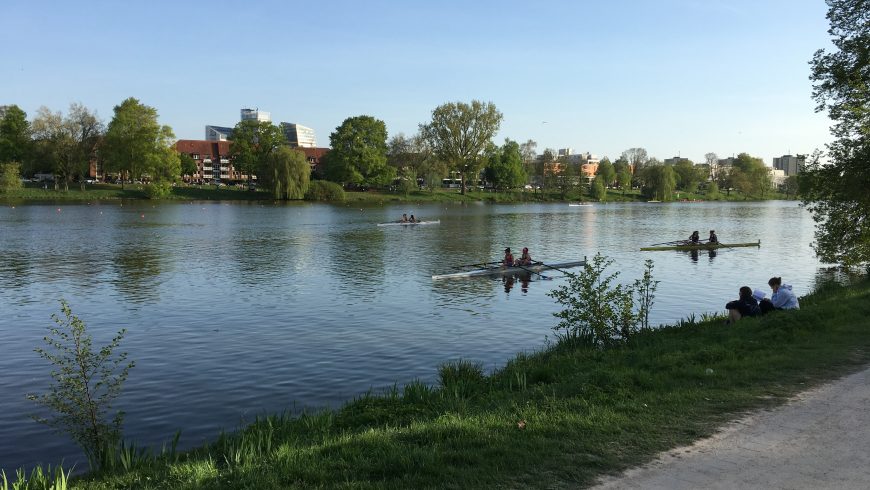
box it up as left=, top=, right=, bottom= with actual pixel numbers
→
left=590, top=175, right=606, bottom=201
left=803, top=0, right=870, bottom=267
left=438, top=359, right=486, bottom=400
left=728, top=153, right=770, bottom=198
left=0, top=162, right=23, bottom=192
left=397, top=166, right=418, bottom=196
left=325, top=115, right=394, bottom=187
left=596, top=158, right=616, bottom=186
left=673, top=160, right=703, bottom=193
left=0, top=105, right=31, bottom=165
left=27, top=301, right=134, bottom=470
left=486, top=138, right=526, bottom=190
left=178, top=153, right=197, bottom=179
left=228, top=120, right=287, bottom=183
left=420, top=100, right=503, bottom=194
left=144, top=181, right=173, bottom=199
left=262, top=146, right=309, bottom=200
left=639, top=164, right=676, bottom=201
left=305, top=180, right=346, bottom=201
left=31, top=103, right=103, bottom=191
left=1, top=464, right=70, bottom=490
left=548, top=253, right=657, bottom=346
left=705, top=180, right=720, bottom=200
left=103, top=98, right=176, bottom=188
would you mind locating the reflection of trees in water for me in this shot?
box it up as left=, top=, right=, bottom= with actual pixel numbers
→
left=230, top=234, right=298, bottom=286
left=0, top=253, right=31, bottom=290
left=324, top=229, right=386, bottom=291
left=112, top=244, right=164, bottom=304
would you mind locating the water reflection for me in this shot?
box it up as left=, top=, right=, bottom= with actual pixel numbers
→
left=688, top=249, right=718, bottom=262
left=111, top=243, right=164, bottom=304
left=502, top=272, right=532, bottom=294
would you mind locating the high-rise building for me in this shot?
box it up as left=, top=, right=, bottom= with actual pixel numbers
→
left=240, top=108, right=271, bottom=123
left=280, top=122, right=317, bottom=148
left=205, top=125, right=234, bottom=141
left=772, top=154, right=806, bottom=176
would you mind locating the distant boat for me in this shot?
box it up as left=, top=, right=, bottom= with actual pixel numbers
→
left=377, top=220, right=440, bottom=227
left=647, top=200, right=662, bottom=203
left=432, top=260, right=586, bottom=280
left=640, top=240, right=761, bottom=251
left=568, top=203, right=592, bottom=207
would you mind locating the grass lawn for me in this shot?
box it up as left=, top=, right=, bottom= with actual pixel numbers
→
left=17, top=275, right=865, bottom=489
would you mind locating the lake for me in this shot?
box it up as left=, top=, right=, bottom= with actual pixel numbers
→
left=0, top=199, right=824, bottom=471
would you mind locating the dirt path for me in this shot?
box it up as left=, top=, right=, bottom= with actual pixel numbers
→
left=592, top=366, right=870, bottom=489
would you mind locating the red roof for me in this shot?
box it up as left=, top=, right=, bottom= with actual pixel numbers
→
left=174, top=140, right=230, bottom=158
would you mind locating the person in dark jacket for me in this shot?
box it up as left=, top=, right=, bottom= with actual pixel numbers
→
left=726, top=286, right=760, bottom=324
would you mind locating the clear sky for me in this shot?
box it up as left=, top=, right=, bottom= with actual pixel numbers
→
left=2, top=0, right=834, bottom=164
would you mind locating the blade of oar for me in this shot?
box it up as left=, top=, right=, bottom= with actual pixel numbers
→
left=454, top=261, right=501, bottom=269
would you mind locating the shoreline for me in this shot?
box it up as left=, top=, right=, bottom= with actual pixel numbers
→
left=9, top=275, right=867, bottom=489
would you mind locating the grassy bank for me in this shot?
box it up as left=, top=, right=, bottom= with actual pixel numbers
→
left=1, top=182, right=793, bottom=204
left=12, top=276, right=862, bottom=489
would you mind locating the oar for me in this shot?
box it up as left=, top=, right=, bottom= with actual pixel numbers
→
left=454, top=261, right=501, bottom=269
left=531, top=261, right=577, bottom=277
left=513, top=263, right=552, bottom=280
left=649, top=239, right=691, bottom=246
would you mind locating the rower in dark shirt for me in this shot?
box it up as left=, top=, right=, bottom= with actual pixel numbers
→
left=688, top=231, right=700, bottom=244
left=709, top=230, right=718, bottom=243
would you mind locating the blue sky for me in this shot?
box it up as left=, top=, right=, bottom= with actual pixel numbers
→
left=2, top=0, right=833, bottom=164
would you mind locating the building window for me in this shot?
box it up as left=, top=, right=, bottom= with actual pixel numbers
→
left=192, top=154, right=199, bottom=160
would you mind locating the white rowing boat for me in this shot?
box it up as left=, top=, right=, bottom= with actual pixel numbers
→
left=568, top=203, right=592, bottom=207
left=432, top=260, right=586, bottom=280
left=377, top=220, right=440, bottom=227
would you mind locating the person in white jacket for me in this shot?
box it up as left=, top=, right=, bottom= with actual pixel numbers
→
left=760, top=276, right=800, bottom=314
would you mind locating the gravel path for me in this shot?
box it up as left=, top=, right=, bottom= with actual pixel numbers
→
left=592, top=366, right=870, bottom=489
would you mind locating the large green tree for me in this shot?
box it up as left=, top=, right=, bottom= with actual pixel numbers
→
left=325, top=115, right=394, bottom=188
left=802, top=0, right=870, bottom=266
left=103, top=98, right=176, bottom=189
left=420, top=100, right=503, bottom=195
left=0, top=105, right=31, bottom=165
left=486, top=138, right=526, bottom=190
left=262, top=146, right=309, bottom=200
left=729, top=153, right=770, bottom=198
left=673, top=159, right=703, bottom=193
left=640, top=164, right=676, bottom=201
left=229, top=119, right=287, bottom=184
left=31, top=104, right=103, bottom=191
left=595, top=158, right=616, bottom=187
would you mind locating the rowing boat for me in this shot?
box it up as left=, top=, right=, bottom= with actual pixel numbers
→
left=568, top=203, right=592, bottom=207
left=377, top=220, right=440, bottom=227
left=432, top=260, right=586, bottom=280
left=640, top=240, right=761, bottom=251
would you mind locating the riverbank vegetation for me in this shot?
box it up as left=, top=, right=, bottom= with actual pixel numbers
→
left=6, top=274, right=869, bottom=489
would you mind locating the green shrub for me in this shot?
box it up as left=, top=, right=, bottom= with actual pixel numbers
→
left=305, top=180, right=346, bottom=201
left=27, top=301, right=134, bottom=470
left=0, top=162, right=23, bottom=193
left=144, top=181, right=172, bottom=199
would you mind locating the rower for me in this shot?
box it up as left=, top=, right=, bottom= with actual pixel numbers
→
left=400, top=213, right=409, bottom=223
left=709, top=230, right=718, bottom=243
left=409, top=214, right=417, bottom=223
left=688, top=230, right=700, bottom=244
left=502, top=248, right=514, bottom=267
left=515, top=247, right=532, bottom=266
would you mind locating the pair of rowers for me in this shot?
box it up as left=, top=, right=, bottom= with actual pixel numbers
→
left=688, top=230, right=718, bottom=244
left=400, top=213, right=418, bottom=223
left=503, top=247, right=533, bottom=267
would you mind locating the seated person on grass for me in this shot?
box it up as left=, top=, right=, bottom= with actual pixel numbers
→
left=725, top=286, right=761, bottom=324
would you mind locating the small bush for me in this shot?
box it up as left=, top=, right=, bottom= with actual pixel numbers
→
left=305, top=180, right=346, bottom=201
left=0, top=162, right=23, bottom=193
left=144, top=181, right=173, bottom=199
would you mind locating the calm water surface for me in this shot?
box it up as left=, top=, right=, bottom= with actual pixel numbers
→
left=0, top=200, right=823, bottom=470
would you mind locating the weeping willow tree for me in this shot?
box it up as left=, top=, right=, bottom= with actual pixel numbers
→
left=263, top=146, right=309, bottom=200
